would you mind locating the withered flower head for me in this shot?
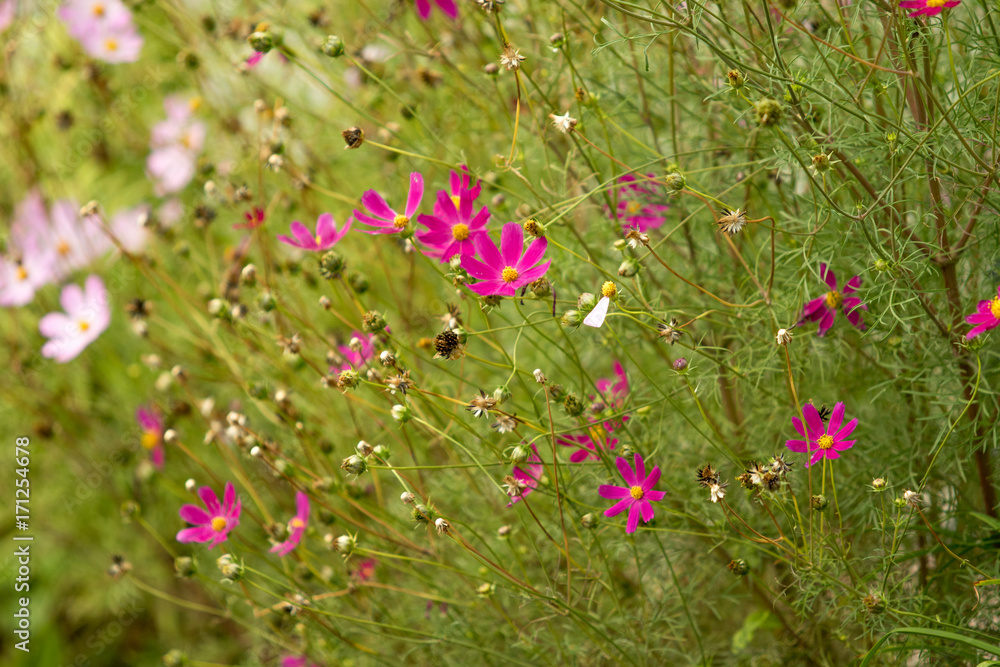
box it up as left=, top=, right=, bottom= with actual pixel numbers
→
left=499, top=43, right=525, bottom=71
left=491, top=413, right=517, bottom=434
left=126, top=298, right=152, bottom=320
left=762, top=472, right=782, bottom=492
left=737, top=472, right=755, bottom=489
left=625, top=228, right=650, bottom=249
left=745, top=461, right=768, bottom=487
left=503, top=474, right=528, bottom=499
left=709, top=481, right=729, bottom=503
left=717, top=208, right=747, bottom=236
left=696, top=463, right=720, bottom=488
left=342, top=126, right=365, bottom=149
left=385, top=370, right=414, bottom=395
left=434, top=330, right=464, bottom=360
left=466, top=390, right=497, bottom=418
left=277, top=333, right=302, bottom=355
left=769, top=453, right=794, bottom=477
left=548, top=111, right=577, bottom=134
left=656, top=317, right=683, bottom=345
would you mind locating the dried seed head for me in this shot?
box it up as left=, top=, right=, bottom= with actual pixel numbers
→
left=434, top=330, right=464, bottom=360
left=775, top=328, right=793, bottom=346
left=434, top=518, right=450, bottom=535
left=548, top=111, right=577, bottom=134
left=342, top=126, right=365, bottom=149
left=717, top=208, right=747, bottom=236
left=696, top=463, right=719, bottom=488
left=499, top=43, right=525, bottom=71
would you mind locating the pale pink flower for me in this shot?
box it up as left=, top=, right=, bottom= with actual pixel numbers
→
left=136, top=406, right=165, bottom=468
left=39, top=275, right=111, bottom=362
left=0, top=250, right=55, bottom=307
left=147, top=96, right=206, bottom=195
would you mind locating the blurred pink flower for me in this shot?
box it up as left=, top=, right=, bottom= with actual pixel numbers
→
left=599, top=454, right=665, bottom=534
left=507, top=444, right=542, bottom=506
left=785, top=402, right=857, bottom=467
left=0, top=250, right=55, bottom=307
left=416, top=189, right=490, bottom=262
left=38, top=275, right=110, bottom=362
left=147, top=96, right=206, bottom=195
left=270, top=491, right=310, bottom=556
left=899, top=0, right=960, bottom=17
left=461, top=223, right=550, bottom=296
left=415, top=0, right=457, bottom=20
left=334, top=331, right=375, bottom=372
left=354, top=172, right=424, bottom=235
left=0, top=1, right=14, bottom=32
left=176, top=481, right=241, bottom=549
left=353, top=558, right=377, bottom=582
left=608, top=174, right=669, bottom=232
left=108, top=205, right=152, bottom=253
left=558, top=428, right=618, bottom=463
left=965, top=285, right=1000, bottom=340
left=800, top=263, right=867, bottom=336
left=59, top=0, right=143, bottom=63
left=136, top=406, right=165, bottom=468
left=278, top=213, right=352, bottom=251
left=281, top=657, right=319, bottom=667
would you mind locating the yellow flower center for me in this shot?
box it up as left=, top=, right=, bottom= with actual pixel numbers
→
left=601, top=281, right=617, bottom=298
left=501, top=266, right=519, bottom=283
left=211, top=517, right=228, bottom=532
left=626, top=200, right=642, bottom=215
left=180, top=133, right=192, bottom=149
left=450, top=195, right=461, bottom=209
left=105, top=38, right=118, bottom=52
left=926, top=0, right=945, bottom=6
left=57, top=240, right=71, bottom=256
left=289, top=517, right=305, bottom=530
left=92, top=3, right=104, bottom=16
left=189, top=97, right=202, bottom=111
left=629, top=486, right=644, bottom=500
left=825, top=291, right=842, bottom=309
left=990, top=297, right=1000, bottom=319
left=141, top=431, right=159, bottom=450
left=393, top=214, right=409, bottom=229
left=817, top=434, right=834, bottom=450
left=78, top=320, right=90, bottom=332
left=452, top=223, right=470, bottom=241
left=315, top=234, right=323, bottom=245
left=15, top=266, right=28, bottom=282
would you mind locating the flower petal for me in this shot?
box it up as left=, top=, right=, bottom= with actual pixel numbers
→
left=803, top=404, right=824, bottom=440
left=638, top=500, right=655, bottom=523
left=625, top=503, right=641, bottom=534
left=821, top=263, right=838, bottom=290
left=615, top=456, right=636, bottom=486
left=583, top=297, right=609, bottom=328
left=828, top=402, right=845, bottom=436
left=599, top=484, right=631, bottom=499
left=405, top=172, right=424, bottom=217
left=360, top=189, right=395, bottom=221
left=499, top=223, right=523, bottom=268
left=199, top=486, right=221, bottom=515
left=641, top=465, right=661, bottom=493
left=785, top=439, right=809, bottom=453
left=179, top=504, right=211, bottom=525
left=604, top=496, right=633, bottom=518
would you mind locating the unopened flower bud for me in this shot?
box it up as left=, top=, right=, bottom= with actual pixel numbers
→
left=250, top=446, right=261, bottom=457
left=497, top=524, right=511, bottom=538
left=319, top=251, right=345, bottom=279
left=412, top=504, right=431, bottom=523
left=755, top=98, right=783, bottom=127
left=509, top=444, right=529, bottom=464
left=663, top=172, right=686, bottom=193
left=581, top=513, right=598, bottom=529
left=811, top=494, right=828, bottom=511
left=322, top=35, right=345, bottom=57
left=362, top=310, right=387, bottom=333
left=391, top=404, right=411, bottom=423
left=341, top=454, right=367, bottom=475
left=319, top=295, right=332, bottom=309
left=863, top=593, right=886, bottom=614
left=549, top=32, right=565, bottom=47
left=561, top=310, right=582, bottom=327
left=493, top=385, right=511, bottom=404
left=247, top=31, right=273, bottom=54
left=174, top=556, right=196, bottom=578
left=618, top=257, right=641, bottom=277
left=334, top=534, right=355, bottom=555
left=372, top=444, right=389, bottom=459
left=216, top=553, right=244, bottom=581
left=728, top=559, right=749, bottom=576
left=342, top=126, right=365, bottom=149
left=726, top=69, right=746, bottom=90
left=434, top=518, right=450, bottom=535
left=240, top=264, right=257, bottom=286
left=400, top=491, right=416, bottom=504
left=258, top=291, right=276, bottom=311
left=164, top=429, right=178, bottom=444
left=673, top=357, right=688, bottom=372
left=184, top=478, right=197, bottom=493
left=533, top=369, right=547, bottom=384
left=379, top=350, right=396, bottom=366
left=356, top=440, right=373, bottom=457
left=337, top=369, right=360, bottom=388
left=529, top=276, right=551, bottom=297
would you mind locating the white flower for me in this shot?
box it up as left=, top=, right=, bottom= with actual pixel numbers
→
left=548, top=111, right=577, bottom=134
left=775, top=328, right=793, bottom=346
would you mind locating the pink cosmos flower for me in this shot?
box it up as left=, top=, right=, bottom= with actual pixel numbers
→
left=39, top=275, right=110, bottom=362
left=899, top=0, right=959, bottom=17
left=354, top=172, right=424, bottom=235
left=800, top=263, right=867, bottom=336
left=416, top=189, right=490, bottom=261
left=277, top=213, right=352, bottom=251
left=147, top=96, right=206, bottom=195
left=507, top=444, right=542, bottom=507
left=461, top=223, right=551, bottom=296
left=599, top=454, right=666, bottom=534
left=608, top=174, right=669, bottom=232
left=235, top=207, right=266, bottom=230
left=415, top=0, right=458, bottom=20
left=447, top=165, right=481, bottom=201
left=352, top=558, right=377, bottom=582
left=108, top=205, right=152, bottom=254
left=136, top=406, right=165, bottom=468
left=59, top=0, right=143, bottom=63
left=176, top=481, right=242, bottom=549
left=270, top=491, right=310, bottom=556
left=593, top=361, right=631, bottom=432
left=0, top=250, right=55, bottom=307
left=334, top=331, right=375, bottom=372
left=785, top=402, right=857, bottom=467
left=558, top=428, right=618, bottom=463
left=965, top=285, right=1000, bottom=339
left=0, top=1, right=14, bottom=33
left=281, top=657, right=320, bottom=667
left=47, top=201, right=113, bottom=277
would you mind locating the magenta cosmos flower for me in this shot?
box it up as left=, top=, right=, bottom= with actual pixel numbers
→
left=965, top=285, right=1000, bottom=340
left=507, top=444, right=542, bottom=507
left=416, top=188, right=490, bottom=261
left=461, top=223, right=550, bottom=296
left=39, top=275, right=111, bottom=363
left=558, top=428, right=618, bottom=463
left=599, top=454, right=666, bottom=534
left=354, top=172, right=424, bottom=235
left=608, top=173, right=669, bottom=232
left=447, top=165, right=481, bottom=201
left=277, top=213, right=351, bottom=251
left=899, top=0, right=959, bottom=17
left=282, top=657, right=320, bottom=667
left=415, top=0, right=457, bottom=20
left=270, top=491, right=310, bottom=556
left=800, top=263, right=867, bottom=336
left=333, top=331, right=375, bottom=372
left=177, top=482, right=242, bottom=549
left=136, top=406, right=165, bottom=468
left=785, top=402, right=857, bottom=467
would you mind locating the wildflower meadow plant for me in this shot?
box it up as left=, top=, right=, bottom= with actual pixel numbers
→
left=5, top=0, right=1000, bottom=665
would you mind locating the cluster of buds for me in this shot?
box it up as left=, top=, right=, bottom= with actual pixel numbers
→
left=695, top=463, right=730, bottom=503
left=216, top=554, right=244, bottom=583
